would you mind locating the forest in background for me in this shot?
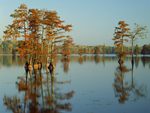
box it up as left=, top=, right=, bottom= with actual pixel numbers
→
left=0, top=40, right=150, bottom=55
left=0, top=4, right=150, bottom=57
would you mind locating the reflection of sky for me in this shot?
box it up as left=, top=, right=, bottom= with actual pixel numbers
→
left=0, top=66, right=24, bottom=113
left=0, top=55, right=150, bottom=113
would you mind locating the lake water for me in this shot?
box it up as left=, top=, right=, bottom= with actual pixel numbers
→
left=0, top=55, right=150, bottom=113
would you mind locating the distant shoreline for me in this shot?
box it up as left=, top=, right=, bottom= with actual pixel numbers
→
left=0, top=53, right=150, bottom=57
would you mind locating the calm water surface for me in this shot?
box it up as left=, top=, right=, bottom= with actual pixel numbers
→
left=0, top=55, right=150, bottom=113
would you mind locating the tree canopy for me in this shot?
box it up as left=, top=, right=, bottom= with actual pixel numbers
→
left=3, top=4, right=72, bottom=60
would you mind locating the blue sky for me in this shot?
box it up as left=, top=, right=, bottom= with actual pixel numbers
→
left=0, top=0, right=150, bottom=45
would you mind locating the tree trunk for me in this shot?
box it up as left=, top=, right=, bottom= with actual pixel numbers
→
left=131, top=38, right=134, bottom=64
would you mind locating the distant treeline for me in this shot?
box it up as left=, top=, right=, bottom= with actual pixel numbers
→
left=0, top=40, right=150, bottom=55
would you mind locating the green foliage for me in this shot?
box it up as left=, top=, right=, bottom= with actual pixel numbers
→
left=129, top=24, right=147, bottom=41
left=134, top=45, right=141, bottom=55
left=141, top=44, right=150, bottom=55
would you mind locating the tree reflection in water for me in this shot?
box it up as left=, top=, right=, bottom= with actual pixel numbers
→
left=61, top=56, right=70, bottom=73
left=94, top=55, right=100, bottom=64
left=3, top=64, right=74, bottom=113
left=141, top=56, right=150, bottom=68
left=113, top=60, right=130, bottom=103
left=128, top=58, right=147, bottom=101
left=78, top=56, right=83, bottom=64
left=113, top=57, right=147, bottom=104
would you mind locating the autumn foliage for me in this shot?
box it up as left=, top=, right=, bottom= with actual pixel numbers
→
left=3, top=4, right=72, bottom=60
left=113, top=21, right=130, bottom=54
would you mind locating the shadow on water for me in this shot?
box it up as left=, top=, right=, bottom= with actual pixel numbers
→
left=3, top=62, right=75, bottom=113
left=113, top=56, right=148, bottom=104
